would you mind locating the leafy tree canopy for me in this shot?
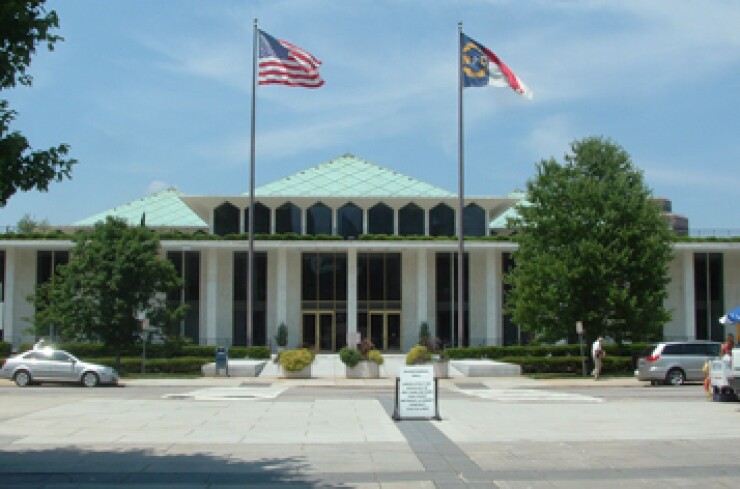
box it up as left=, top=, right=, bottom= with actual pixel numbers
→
left=0, top=0, right=76, bottom=206
left=505, top=136, right=673, bottom=345
left=30, top=217, right=186, bottom=365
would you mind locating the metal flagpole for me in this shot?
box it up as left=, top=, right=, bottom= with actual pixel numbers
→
left=247, top=19, right=258, bottom=347
left=456, top=21, right=465, bottom=348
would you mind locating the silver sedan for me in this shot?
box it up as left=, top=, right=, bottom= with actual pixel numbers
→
left=0, top=348, right=118, bottom=387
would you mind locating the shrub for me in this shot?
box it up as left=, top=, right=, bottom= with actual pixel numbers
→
left=339, top=347, right=362, bottom=368
left=418, top=322, right=430, bottom=345
left=367, top=349, right=384, bottom=365
left=358, top=338, right=374, bottom=359
left=278, top=348, right=314, bottom=372
left=275, top=323, right=288, bottom=347
left=405, top=345, right=431, bottom=365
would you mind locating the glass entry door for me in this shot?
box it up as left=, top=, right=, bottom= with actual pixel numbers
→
left=302, top=312, right=337, bottom=351
left=367, top=312, right=401, bottom=351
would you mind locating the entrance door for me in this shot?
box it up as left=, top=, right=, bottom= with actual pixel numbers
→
left=302, top=312, right=337, bottom=351
left=367, top=312, right=401, bottom=351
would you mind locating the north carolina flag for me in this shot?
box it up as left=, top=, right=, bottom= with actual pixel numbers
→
left=461, top=33, right=532, bottom=99
left=258, top=30, right=324, bottom=88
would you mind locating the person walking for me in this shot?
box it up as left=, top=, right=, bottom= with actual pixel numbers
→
left=33, top=338, right=45, bottom=350
left=591, top=336, right=605, bottom=380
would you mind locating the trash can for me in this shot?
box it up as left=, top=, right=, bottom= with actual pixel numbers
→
left=215, top=347, right=229, bottom=376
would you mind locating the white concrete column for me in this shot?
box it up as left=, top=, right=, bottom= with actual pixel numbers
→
left=3, top=249, right=15, bottom=346
left=347, top=247, right=357, bottom=345
left=206, top=249, right=219, bottom=345
left=683, top=250, right=695, bottom=340
left=417, top=248, right=428, bottom=325
left=486, top=250, right=502, bottom=346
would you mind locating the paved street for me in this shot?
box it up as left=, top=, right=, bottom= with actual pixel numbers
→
left=0, top=361, right=738, bottom=488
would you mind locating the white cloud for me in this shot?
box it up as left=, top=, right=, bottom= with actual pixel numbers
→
left=525, top=115, right=577, bottom=161
left=147, top=180, right=171, bottom=194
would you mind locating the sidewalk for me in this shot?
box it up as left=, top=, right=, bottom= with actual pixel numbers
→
left=1, top=357, right=737, bottom=488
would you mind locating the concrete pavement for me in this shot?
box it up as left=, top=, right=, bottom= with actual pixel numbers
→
left=0, top=357, right=738, bottom=488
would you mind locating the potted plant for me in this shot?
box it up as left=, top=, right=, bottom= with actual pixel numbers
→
left=405, top=336, right=449, bottom=378
left=340, top=338, right=384, bottom=378
left=278, top=347, right=314, bottom=378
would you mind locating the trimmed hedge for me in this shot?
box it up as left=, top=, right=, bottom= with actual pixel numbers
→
left=0, top=342, right=11, bottom=357
left=447, top=343, right=650, bottom=360
left=445, top=344, right=646, bottom=375
left=86, top=356, right=211, bottom=375
left=53, top=343, right=270, bottom=360
left=498, top=356, right=633, bottom=375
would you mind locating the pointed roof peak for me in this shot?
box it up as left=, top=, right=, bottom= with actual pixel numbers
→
left=75, top=187, right=207, bottom=228
left=255, top=154, right=455, bottom=198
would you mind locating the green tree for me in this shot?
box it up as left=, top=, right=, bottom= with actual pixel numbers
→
left=1, top=0, right=76, bottom=207
left=505, top=137, right=673, bottom=345
left=30, top=217, right=186, bottom=368
left=16, top=212, right=49, bottom=232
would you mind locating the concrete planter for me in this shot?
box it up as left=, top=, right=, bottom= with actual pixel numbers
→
left=281, top=365, right=312, bottom=379
left=432, top=361, right=450, bottom=379
left=345, top=361, right=380, bottom=379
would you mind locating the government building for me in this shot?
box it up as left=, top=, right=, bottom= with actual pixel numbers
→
left=1, top=154, right=738, bottom=350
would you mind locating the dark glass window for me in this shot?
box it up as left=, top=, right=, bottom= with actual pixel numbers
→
left=662, top=344, right=683, bottom=355
left=430, top=203, right=454, bottom=237
left=213, top=202, right=240, bottom=236
left=36, top=250, right=69, bottom=285
left=233, top=252, right=267, bottom=346
left=275, top=202, right=301, bottom=234
left=435, top=252, right=469, bottom=347
left=368, top=203, right=394, bottom=235
left=399, top=203, right=424, bottom=236
left=501, top=252, right=529, bottom=346
left=338, top=203, right=363, bottom=239
left=301, top=253, right=347, bottom=307
left=357, top=253, right=402, bottom=305
left=307, top=203, right=332, bottom=235
left=167, top=251, right=201, bottom=343
left=694, top=253, right=724, bottom=341
left=463, top=204, right=486, bottom=237
left=244, top=202, right=271, bottom=235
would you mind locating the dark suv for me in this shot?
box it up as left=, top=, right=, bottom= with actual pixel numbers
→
left=635, top=341, right=721, bottom=385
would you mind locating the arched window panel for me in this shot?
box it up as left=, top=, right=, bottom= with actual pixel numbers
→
left=275, top=202, right=302, bottom=234
left=368, top=203, right=394, bottom=235
left=213, top=202, right=240, bottom=236
left=338, top=202, right=363, bottom=239
left=429, top=203, right=455, bottom=237
left=307, top=202, right=332, bottom=235
left=244, top=202, right=271, bottom=235
left=463, top=204, right=486, bottom=237
left=399, top=203, right=424, bottom=236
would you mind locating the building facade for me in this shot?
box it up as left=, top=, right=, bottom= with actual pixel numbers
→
left=1, top=155, right=738, bottom=350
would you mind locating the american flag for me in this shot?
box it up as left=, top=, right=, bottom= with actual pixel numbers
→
left=258, top=30, right=324, bottom=88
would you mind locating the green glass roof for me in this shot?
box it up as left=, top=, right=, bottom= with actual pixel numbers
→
left=75, top=188, right=207, bottom=228
left=254, top=153, right=455, bottom=197
left=490, top=191, right=529, bottom=228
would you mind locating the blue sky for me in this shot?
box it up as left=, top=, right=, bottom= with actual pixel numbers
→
left=2, top=0, right=739, bottom=232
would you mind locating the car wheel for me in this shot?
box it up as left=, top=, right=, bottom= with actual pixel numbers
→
left=665, top=368, right=685, bottom=386
left=14, top=370, right=32, bottom=387
left=81, top=372, right=99, bottom=388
